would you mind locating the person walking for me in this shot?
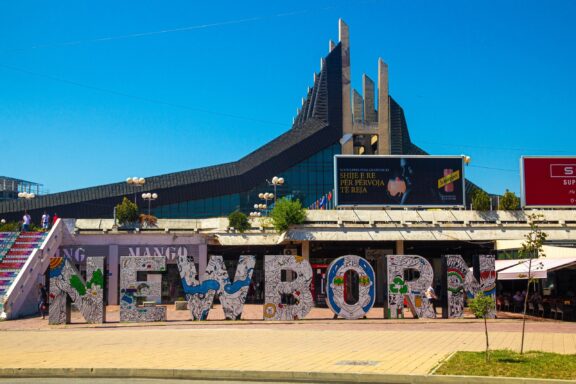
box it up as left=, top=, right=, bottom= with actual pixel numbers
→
left=52, top=213, right=59, bottom=226
left=38, top=283, right=48, bottom=319
left=22, top=211, right=31, bottom=232
left=41, top=212, right=50, bottom=231
left=425, top=285, right=438, bottom=318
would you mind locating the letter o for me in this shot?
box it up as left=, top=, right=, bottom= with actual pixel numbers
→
left=326, top=255, right=375, bottom=319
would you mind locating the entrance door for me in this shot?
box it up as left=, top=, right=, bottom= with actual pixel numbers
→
left=311, top=264, right=328, bottom=307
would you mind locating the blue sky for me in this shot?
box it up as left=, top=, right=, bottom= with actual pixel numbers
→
left=1, top=0, right=575, bottom=196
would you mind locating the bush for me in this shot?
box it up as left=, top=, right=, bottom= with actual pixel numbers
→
left=116, top=197, right=139, bottom=225
left=270, top=198, right=306, bottom=233
left=0, top=221, right=21, bottom=232
left=472, top=189, right=491, bottom=211
left=228, top=211, right=250, bottom=233
left=498, top=189, right=520, bottom=210
left=139, top=214, right=158, bottom=228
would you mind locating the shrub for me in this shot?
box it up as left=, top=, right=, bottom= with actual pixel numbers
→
left=228, top=211, right=250, bottom=233
left=270, top=198, right=306, bottom=233
left=116, top=197, right=139, bottom=225
left=139, top=214, right=158, bottom=228
left=472, top=189, right=491, bottom=211
left=0, top=221, right=20, bottom=232
left=498, top=189, right=520, bottom=210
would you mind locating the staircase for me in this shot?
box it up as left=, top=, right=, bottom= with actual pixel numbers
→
left=0, top=232, right=20, bottom=299
left=0, top=220, right=64, bottom=320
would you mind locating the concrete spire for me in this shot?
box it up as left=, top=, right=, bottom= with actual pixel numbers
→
left=339, top=19, right=353, bottom=154
left=353, top=89, right=363, bottom=123
left=363, top=74, right=376, bottom=123
left=329, top=39, right=336, bottom=51
left=377, top=58, right=391, bottom=154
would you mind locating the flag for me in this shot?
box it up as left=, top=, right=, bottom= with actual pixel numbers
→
left=319, top=195, right=327, bottom=209
left=327, top=191, right=332, bottom=201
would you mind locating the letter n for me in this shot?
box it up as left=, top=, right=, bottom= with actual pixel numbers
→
left=48, top=256, right=105, bottom=325
left=442, top=254, right=496, bottom=319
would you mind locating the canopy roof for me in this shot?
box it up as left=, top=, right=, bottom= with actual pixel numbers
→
left=497, top=258, right=576, bottom=280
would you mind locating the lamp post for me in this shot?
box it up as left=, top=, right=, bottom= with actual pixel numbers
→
left=141, top=192, right=158, bottom=216
left=266, top=176, right=284, bottom=203
left=258, top=192, right=274, bottom=209
left=126, top=177, right=145, bottom=205
left=18, top=192, right=36, bottom=200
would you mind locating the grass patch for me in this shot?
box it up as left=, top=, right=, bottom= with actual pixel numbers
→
left=435, top=350, right=576, bottom=380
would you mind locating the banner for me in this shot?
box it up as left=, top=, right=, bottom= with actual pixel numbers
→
left=522, top=156, right=576, bottom=207
left=334, top=155, right=465, bottom=207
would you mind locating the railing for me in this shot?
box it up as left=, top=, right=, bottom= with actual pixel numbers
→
left=1, top=219, right=64, bottom=320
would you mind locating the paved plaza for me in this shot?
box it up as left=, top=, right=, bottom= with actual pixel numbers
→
left=0, top=305, right=575, bottom=382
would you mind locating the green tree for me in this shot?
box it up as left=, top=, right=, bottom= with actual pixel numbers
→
left=472, top=189, right=491, bottom=211
left=228, top=211, right=250, bottom=233
left=468, top=292, right=496, bottom=362
left=499, top=189, right=520, bottom=210
left=270, top=198, right=306, bottom=233
left=115, top=197, right=139, bottom=225
left=519, top=213, right=548, bottom=354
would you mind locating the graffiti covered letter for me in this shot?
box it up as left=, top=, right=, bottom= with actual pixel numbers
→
left=264, top=255, right=313, bottom=320
left=120, top=256, right=166, bottom=322
left=326, top=255, right=375, bottom=319
left=385, top=255, right=435, bottom=319
left=178, top=255, right=255, bottom=320
left=49, top=256, right=105, bottom=325
left=442, top=255, right=496, bottom=318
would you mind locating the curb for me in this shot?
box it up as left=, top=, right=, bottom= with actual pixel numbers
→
left=0, top=368, right=573, bottom=383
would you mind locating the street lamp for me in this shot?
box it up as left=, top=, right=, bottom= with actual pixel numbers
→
left=266, top=176, right=285, bottom=203
left=249, top=211, right=262, bottom=218
left=141, top=192, right=158, bottom=215
left=18, top=192, right=36, bottom=199
left=126, top=177, right=145, bottom=204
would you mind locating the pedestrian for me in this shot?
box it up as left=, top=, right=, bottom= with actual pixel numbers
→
left=425, top=285, right=438, bottom=318
left=22, top=211, right=31, bottom=232
left=52, top=213, right=59, bottom=226
left=41, top=211, right=50, bottom=231
left=38, top=283, right=48, bottom=319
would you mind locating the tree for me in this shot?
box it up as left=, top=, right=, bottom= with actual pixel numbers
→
left=270, top=198, right=306, bottom=233
left=472, top=189, right=491, bottom=211
left=519, top=213, right=548, bottom=354
left=468, top=292, right=496, bottom=362
left=115, top=197, right=139, bottom=226
left=499, top=189, right=520, bottom=210
left=228, top=211, right=250, bottom=233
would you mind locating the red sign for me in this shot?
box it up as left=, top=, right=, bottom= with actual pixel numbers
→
left=522, top=157, right=576, bottom=207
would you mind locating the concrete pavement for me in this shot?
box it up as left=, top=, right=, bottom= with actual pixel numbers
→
left=0, top=305, right=575, bottom=382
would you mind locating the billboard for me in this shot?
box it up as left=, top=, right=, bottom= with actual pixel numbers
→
left=521, top=156, right=576, bottom=207
left=334, top=155, right=465, bottom=207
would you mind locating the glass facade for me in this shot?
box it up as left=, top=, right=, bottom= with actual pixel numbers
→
left=152, top=143, right=341, bottom=218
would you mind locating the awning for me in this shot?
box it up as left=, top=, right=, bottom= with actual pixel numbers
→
left=497, top=258, right=576, bottom=280
left=496, top=259, right=528, bottom=272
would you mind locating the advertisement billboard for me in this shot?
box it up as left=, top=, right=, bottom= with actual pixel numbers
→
left=521, top=156, right=576, bottom=208
left=334, top=155, right=465, bottom=207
